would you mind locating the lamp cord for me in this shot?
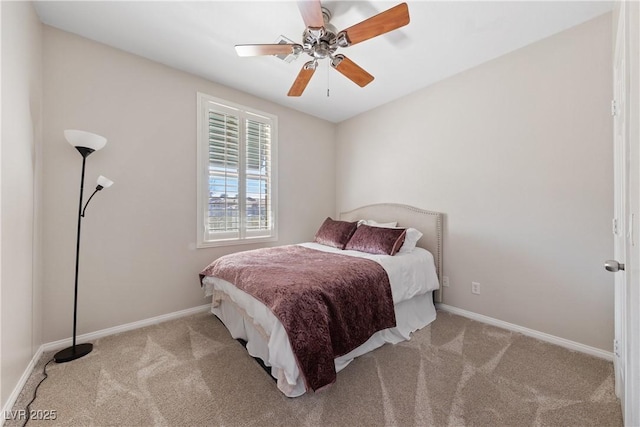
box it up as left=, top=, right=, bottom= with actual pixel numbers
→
left=21, top=358, right=54, bottom=427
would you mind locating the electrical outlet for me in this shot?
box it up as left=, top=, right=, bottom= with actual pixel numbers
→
left=442, top=276, right=450, bottom=287
left=471, top=281, right=481, bottom=295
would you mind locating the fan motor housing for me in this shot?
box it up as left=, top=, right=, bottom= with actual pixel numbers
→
left=302, top=6, right=338, bottom=59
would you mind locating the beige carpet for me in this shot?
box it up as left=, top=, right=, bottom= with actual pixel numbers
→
left=8, top=310, right=622, bottom=426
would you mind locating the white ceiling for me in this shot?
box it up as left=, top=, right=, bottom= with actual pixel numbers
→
left=34, top=1, right=613, bottom=123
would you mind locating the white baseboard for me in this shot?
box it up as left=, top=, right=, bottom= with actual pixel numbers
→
left=41, top=304, right=211, bottom=353
left=1, top=346, right=44, bottom=427
left=436, top=303, right=614, bottom=361
left=1, top=304, right=211, bottom=426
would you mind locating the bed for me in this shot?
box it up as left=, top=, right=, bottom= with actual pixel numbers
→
left=200, top=203, right=443, bottom=397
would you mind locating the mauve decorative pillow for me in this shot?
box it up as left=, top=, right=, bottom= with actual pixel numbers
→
left=314, top=217, right=358, bottom=250
left=345, top=224, right=407, bottom=256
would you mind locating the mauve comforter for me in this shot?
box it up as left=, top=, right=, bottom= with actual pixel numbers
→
left=199, top=245, right=396, bottom=392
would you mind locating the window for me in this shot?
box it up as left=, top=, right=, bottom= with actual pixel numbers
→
left=197, top=93, right=277, bottom=247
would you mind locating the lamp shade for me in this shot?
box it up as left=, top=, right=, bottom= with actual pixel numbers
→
left=64, top=130, right=107, bottom=151
left=97, top=175, right=114, bottom=189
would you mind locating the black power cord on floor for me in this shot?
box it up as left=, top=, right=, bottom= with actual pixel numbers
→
left=21, top=358, right=54, bottom=427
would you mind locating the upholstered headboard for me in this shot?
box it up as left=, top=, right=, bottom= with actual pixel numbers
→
left=340, top=203, right=443, bottom=302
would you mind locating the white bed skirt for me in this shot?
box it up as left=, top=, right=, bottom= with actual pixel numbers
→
left=211, top=291, right=437, bottom=397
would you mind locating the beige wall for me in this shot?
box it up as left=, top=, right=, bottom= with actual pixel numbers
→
left=336, top=14, right=614, bottom=350
left=41, top=27, right=336, bottom=342
left=1, top=1, right=43, bottom=408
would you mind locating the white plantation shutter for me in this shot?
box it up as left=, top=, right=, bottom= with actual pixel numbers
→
left=245, top=117, right=272, bottom=233
left=208, top=110, right=240, bottom=235
left=197, top=94, right=277, bottom=247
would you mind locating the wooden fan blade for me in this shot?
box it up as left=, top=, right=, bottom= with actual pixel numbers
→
left=235, top=44, right=300, bottom=57
left=288, top=62, right=317, bottom=97
left=297, top=0, right=324, bottom=28
left=331, top=56, right=374, bottom=87
left=342, top=2, right=409, bottom=46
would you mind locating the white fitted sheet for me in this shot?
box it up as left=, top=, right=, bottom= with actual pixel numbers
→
left=201, top=243, right=439, bottom=396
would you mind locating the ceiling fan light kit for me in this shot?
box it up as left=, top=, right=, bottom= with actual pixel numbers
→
left=235, top=1, right=410, bottom=97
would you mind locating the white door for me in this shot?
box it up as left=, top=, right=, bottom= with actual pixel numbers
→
left=623, top=3, right=640, bottom=424
left=611, top=3, right=640, bottom=425
left=610, top=0, right=628, bottom=408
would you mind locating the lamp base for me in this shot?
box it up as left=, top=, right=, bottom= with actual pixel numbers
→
left=53, top=343, right=93, bottom=363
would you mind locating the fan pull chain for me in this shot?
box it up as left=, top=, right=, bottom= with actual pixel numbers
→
left=326, top=61, right=330, bottom=97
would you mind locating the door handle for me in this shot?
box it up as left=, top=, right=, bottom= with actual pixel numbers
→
left=604, top=260, right=625, bottom=272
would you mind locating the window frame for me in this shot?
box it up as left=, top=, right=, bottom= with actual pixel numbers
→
left=196, top=92, right=278, bottom=248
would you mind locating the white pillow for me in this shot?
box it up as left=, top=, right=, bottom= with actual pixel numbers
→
left=357, top=219, right=398, bottom=228
left=356, top=219, right=422, bottom=253
left=398, top=227, right=423, bottom=253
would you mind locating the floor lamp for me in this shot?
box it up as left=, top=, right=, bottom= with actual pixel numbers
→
left=54, top=130, right=113, bottom=364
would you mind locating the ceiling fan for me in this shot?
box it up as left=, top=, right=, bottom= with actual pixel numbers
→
left=234, top=1, right=410, bottom=97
